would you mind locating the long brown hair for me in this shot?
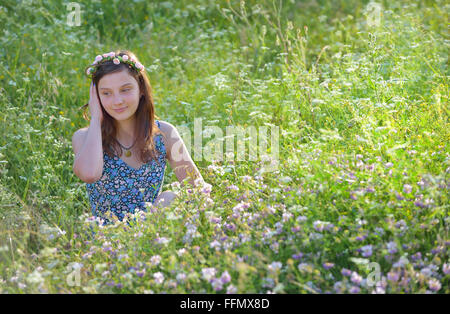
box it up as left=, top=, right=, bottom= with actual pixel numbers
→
left=80, top=50, right=164, bottom=164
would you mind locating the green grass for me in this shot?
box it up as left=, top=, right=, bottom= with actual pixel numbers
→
left=0, top=0, right=448, bottom=293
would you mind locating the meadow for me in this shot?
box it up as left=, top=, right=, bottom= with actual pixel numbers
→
left=0, top=0, right=448, bottom=293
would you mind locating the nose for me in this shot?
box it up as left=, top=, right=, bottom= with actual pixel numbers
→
left=113, top=94, right=124, bottom=106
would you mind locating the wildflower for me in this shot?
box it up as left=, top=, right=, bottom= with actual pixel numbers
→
left=211, top=278, right=223, bottom=291
left=226, top=284, right=237, bottom=294
left=297, top=263, right=311, bottom=273
left=225, top=223, right=236, bottom=232
left=411, top=252, right=422, bottom=262
left=282, top=212, right=293, bottom=222
left=427, top=278, right=441, bottom=292
left=153, top=272, right=164, bottom=284
left=176, top=273, right=186, bottom=282
left=226, top=185, right=239, bottom=191
left=374, top=227, right=385, bottom=236
left=414, top=200, right=426, bottom=208
left=341, top=268, right=352, bottom=277
left=334, top=281, right=345, bottom=293
left=387, top=271, right=399, bottom=282
left=313, top=220, right=329, bottom=232
left=210, top=240, right=221, bottom=250
left=393, top=256, right=409, bottom=268
left=349, top=286, right=361, bottom=293
left=323, top=262, right=334, bottom=270
left=202, top=267, right=216, bottom=282
left=220, top=271, right=231, bottom=284
left=268, top=262, right=282, bottom=273
left=351, top=272, right=363, bottom=285
left=155, top=237, right=171, bottom=245
left=202, top=183, right=212, bottom=194
left=26, top=270, right=44, bottom=285
left=385, top=162, right=394, bottom=168
left=136, top=269, right=145, bottom=278
left=262, top=277, right=275, bottom=288
left=241, top=175, right=252, bottom=182
left=395, top=220, right=407, bottom=230
left=150, top=255, right=161, bottom=266
left=420, top=267, right=432, bottom=277
left=387, top=241, right=398, bottom=254
left=443, top=263, right=450, bottom=275
left=403, top=184, right=412, bottom=194
left=365, top=187, right=375, bottom=193
left=361, top=245, right=373, bottom=257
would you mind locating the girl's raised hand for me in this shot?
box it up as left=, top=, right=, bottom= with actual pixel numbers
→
left=88, top=82, right=103, bottom=123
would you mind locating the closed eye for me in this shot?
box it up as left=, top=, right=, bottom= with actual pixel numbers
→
left=102, top=89, right=130, bottom=95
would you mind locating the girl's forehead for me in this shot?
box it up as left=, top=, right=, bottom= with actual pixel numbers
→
left=98, top=70, right=137, bottom=89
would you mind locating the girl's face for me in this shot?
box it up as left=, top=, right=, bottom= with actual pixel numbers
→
left=97, top=70, right=142, bottom=122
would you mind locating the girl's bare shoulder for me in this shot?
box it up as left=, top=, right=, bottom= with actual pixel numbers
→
left=156, top=120, right=178, bottom=138
left=157, top=120, right=174, bottom=130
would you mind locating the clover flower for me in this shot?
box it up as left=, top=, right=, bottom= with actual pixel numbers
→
left=153, top=272, right=164, bottom=284
left=202, top=267, right=216, bottom=282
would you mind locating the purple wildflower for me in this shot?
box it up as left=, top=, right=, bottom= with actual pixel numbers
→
left=349, top=286, right=361, bottom=294
left=351, top=272, right=363, bottom=285
left=220, top=271, right=231, bottom=284
left=136, top=269, right=146, bottom=278
left=403, top=184, right=412, bottom=194
left=226, top=284, right=237, bottom=294
left=202, top=267, right=217, bottom=281
left=427, top=279, right=441, bottom=292
left=443, top=263, right=450, bottom=275
left=211, top=278, right=223, bottom=291
left=323, top=262, right=334, bottom=270
left=334, top=281, right=345, bottom=293
left=341, top=268, right=352, bottom=277
left=387, top=271, right=399, bottom=282
left=387, top=241, right=398, bottom=254
left=414, top=200, right=426, bottom=208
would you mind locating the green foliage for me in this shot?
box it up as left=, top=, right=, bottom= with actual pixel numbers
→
left=0, top=0, right=448, bottom=293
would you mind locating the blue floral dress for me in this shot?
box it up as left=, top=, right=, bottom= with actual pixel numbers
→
left=86, top=120, right=166, bottom=225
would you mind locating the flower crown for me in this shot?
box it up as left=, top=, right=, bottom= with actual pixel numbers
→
left=86, top=52, right=145, bottom=76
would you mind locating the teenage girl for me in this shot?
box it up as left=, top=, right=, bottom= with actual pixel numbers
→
left=72, top=50, right=208, bottom=224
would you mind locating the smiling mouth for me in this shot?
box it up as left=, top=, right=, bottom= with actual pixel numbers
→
left=114, top=107, right=127, bottom=112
